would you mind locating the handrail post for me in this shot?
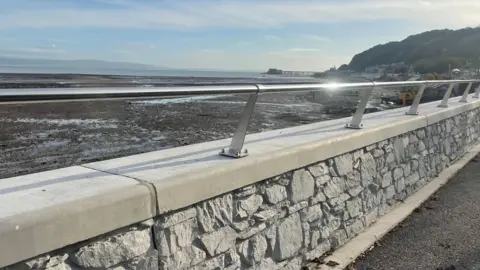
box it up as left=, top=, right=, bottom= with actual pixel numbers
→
left=406, top=83, right=427, bottom=115
left=459, top=82, right=473, bottom=103
left=438, top=83, right=455, bottom=108
left=220, top=87, right=260, bottom=158
left=473, top=85, right=480, bottom=99
left=346, top=84, right=374, bottom=129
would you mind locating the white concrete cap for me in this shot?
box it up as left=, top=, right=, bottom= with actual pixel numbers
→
left=0, top=166, right=155, bottom=267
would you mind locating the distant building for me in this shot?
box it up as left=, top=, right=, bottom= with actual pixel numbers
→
left=365, top=62, right=409, bottom=74
left=266, top=68, right=283, bottom=75
left=265, top=68, right=315, bottom=77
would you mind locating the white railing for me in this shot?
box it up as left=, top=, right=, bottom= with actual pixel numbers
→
left=1, top=79, right=479, bottom=158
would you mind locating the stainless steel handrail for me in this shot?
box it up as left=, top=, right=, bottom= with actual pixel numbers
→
left=1, top=79, right=479, bottom=158
left=0, top=79, right=478, bottom=102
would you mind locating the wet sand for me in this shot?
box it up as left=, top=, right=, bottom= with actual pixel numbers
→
left=0, top=74, right=400, bottom=179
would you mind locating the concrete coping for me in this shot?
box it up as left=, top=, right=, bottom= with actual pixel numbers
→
left=1, top=94, right=479, bottom=267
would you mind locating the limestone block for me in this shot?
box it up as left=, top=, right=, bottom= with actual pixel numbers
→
left=373, top=149, right=385, bottom=158
left=273, top=213, right=303, bottom=261
left=236, top=195, right=263, bottom=219
left=360, top=153, right=377, bottom=183
left=315, top=174, right=332, bottom=187
left=197, top=194, right=233, bottom=233
left=381, top=171, right=393, bottom=188
left=353, top=149, right=365, bottom=161
left=265, top=185, right=288, bottom=204
left=394, top=138, right=406, bottom=163
left=247, top=258, right=278, bottom=270
left=345, top=219, right=364, bottom=238
left=238, top=223, right=267, bottom=240
left=346, top=197, right=362, bottom=218
left=170, top=218, right=197, bottom=249
left=301, top=204, right=323, bottom=223
left=124, top=249, right=158, bottom=270
left=199, top=226, right=237, bottom=256
left=330, top=229, right=348, bottom=248
left=253, top=209, right=278, bottom=223
left=333, top=153, right=353, bottom=176
left=310, top=229, right=321, bottom=249
left=323, top=177, right=346, bottom=199
left=305, top=240, right=331, bottom=261
left=289, top=169, right=315, bottom=203
left=310, top=192, right=327, bottom=205
left=281, top=257, right=302, bottom=270
left=156, top=208, right=197, bottom=229
left=12, top=254, right=70, bottom=270
left=328, top=193, right=350, bottom=207
left=403, top=164, right=411, bottom=177
left=234, top=185, right=258, bottom=198
left=393, top=168, right=403, bottom=181
left=385, top=186, right=396, bottom=200
left=288, top=201, right=309, bottom=214
left=238, top=234, right=268, bottom=266
left=72, top=228, right=152, bottom=269
left=385, top=152, right=395, bottom=164
left=395, top=177, right=406, bottom=193
left=171, top=245, right=207, bottom=269
left=307, top=162, right=329, bottom=177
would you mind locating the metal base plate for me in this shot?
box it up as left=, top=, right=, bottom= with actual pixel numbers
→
left=345, top=123, right=364, bottom=129
left=438, top=104, right=449, bottom=108
left=405, top=111, right=419, bottom=116
left=219, top=148, right=249, bottom=158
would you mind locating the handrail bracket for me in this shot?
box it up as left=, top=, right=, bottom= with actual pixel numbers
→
left=475, top=85, right=480, bottom=99
left=406, top=83, right=427, bottom=115
left=459, top=82, right=473, bottom=103
left=220, top=88, right=260, bottom=158
left=345, top=84, right=374, bottom=129
left=438, top=83, right=456, bottom=108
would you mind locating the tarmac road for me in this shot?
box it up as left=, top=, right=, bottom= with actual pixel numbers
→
left=354, top=154, right=480, bottom=270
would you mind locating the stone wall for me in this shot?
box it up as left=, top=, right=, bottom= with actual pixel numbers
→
left=4, top=107, right=480, bottom=270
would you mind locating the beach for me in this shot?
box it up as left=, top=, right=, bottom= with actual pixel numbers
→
left=0, top=73, right=400, bottom=178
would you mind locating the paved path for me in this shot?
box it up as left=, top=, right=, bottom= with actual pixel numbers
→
left=354, top=154, right=480, bottom=270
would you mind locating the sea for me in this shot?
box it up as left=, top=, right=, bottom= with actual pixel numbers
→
left=0, top=65, right=262, bottom=78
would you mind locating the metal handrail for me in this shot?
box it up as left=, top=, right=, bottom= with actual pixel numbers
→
left=1, top=79, right=479, bottom=158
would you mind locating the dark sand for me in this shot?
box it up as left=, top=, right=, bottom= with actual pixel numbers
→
left=0, top=74, right=400, bottom=178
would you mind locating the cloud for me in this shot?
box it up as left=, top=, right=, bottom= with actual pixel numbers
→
left=287, top=48, right=319, bottom=52
left=236, top=41, right=251, bottom=46
left=111, top=49, right=131, bottom=54
left=264, top=35, right=281, bottom=40
left=163, top=49, right=352, bottom=71
left=0, top=46, right=67, bottom=57
left=301, top=35, right=332, bottom=42
left=200, top=49, right=224, bottom=53
left=1, top=0, right=479, bottom=30
left=124, top=42, right=156, bottom=49
left=0, top=36, right=17, bottom=42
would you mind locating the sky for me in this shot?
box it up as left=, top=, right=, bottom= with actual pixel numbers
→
left=0, top=0, right=480, bottom=72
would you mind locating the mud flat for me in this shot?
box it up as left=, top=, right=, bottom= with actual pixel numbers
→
left=0, top=73, right=402, bottom=178
left=1, top=90, right=402, bottom=178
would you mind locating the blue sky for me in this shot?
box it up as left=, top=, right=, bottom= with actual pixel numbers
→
left=0, top=0, right=479, bottom=71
